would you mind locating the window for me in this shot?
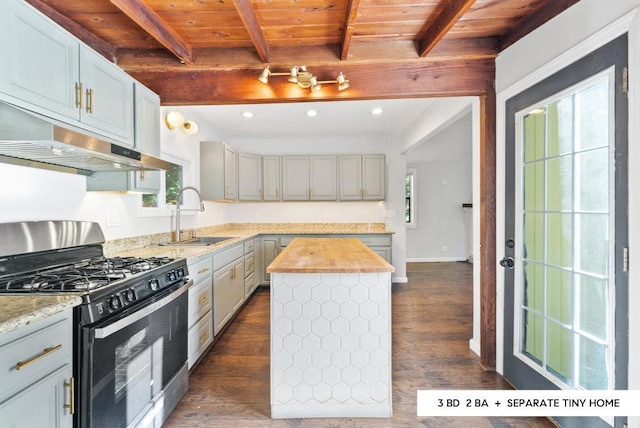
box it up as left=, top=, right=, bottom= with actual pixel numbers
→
left=141, top=163, right=183, bottom=208
left=405, top=168, right=416, bottom=227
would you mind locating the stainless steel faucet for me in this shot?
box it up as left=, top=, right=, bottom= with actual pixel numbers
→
left=174, top=186, right=205, bottom=242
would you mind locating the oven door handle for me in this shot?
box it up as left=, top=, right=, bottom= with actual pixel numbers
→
left=93, top=279, right=192, bottom=339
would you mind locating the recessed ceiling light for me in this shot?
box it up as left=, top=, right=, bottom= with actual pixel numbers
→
left=371, top=107, right=383, bottom=115
left=242, top=111, right=254, bottom=118
left=306, top=110, right=318, bottom=117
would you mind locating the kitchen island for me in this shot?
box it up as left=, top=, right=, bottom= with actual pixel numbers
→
left=267, top=237, right=394, bottom=418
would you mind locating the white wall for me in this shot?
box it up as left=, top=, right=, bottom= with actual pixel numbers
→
left=406, top=113, right=473, bottom=261
left=495, top=2, right=640, bottom=427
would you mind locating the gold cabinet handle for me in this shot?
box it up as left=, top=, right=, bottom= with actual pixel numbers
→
left=86, top=88, right=94, bottom=113
left=198, top=295, right=209, bottom=305
left=64, top=377, right=75, bottom=414
left=197, top=267, right=210, bottom=275
left=199, top=331, right=210, bottom=344
left=75, top=82, right=83, bottom=108
left=15, top=344, right=62, bottom=370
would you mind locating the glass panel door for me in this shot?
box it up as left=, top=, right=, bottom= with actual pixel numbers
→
left=516, top=72, right=613, bottom=391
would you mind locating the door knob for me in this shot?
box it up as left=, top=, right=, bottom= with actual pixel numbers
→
left=499, top=257, right=515, bottom=269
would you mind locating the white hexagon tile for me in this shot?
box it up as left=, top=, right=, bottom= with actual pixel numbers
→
left=271, top=272, right=392, bottom=418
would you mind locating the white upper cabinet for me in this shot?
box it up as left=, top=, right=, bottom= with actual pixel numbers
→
left=309, top=156, right=337, bottom=200
left=281, top=156, right=310, bottom=201
left=282, top=156, right=337, bottom=201
left=262, top=156, right=281, bottom=201
left=0, top=0, right=135, bottom=145
left=0, top=0, right=79, bottom=119
left=134, top=83, right=161, bottom=156
left=238, top=153, right=263, bottom=201
left=339, top=155, right=385, bottom=200
left=201, top=141, right=237, bottom=201
left=78, top=46, right=134, bottom=143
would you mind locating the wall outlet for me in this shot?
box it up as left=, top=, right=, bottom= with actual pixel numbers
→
left=256, top=210, right=262, bottom=219
left=106, top=211, right=120, bottom=227
left=441, top=179, right=448, bottom=185
left=442, top=246, right=449, bottom=253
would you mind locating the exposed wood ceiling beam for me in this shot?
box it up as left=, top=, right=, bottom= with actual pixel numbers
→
left=118, top=39, right=497, bottom=70
left=340, top=0, right=362, bottom=60
left=232, top=0, right=270, bottom=63
left=417, top=0, right=477, bottom=57
left=24, top=0, right=116, bottom=62
left=126, top=59, right=495, bottom=105
left=498, top=0, right=581, bottom=51
left=109, top=0, right=193, bottom=65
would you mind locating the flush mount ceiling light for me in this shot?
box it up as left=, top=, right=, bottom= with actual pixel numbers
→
left=165, top=111, right=199, bottom=135
left=258, top=66, right=350, bottom=92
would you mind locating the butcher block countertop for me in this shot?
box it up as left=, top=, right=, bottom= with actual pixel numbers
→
left=267, top=237, right=395, bottom=274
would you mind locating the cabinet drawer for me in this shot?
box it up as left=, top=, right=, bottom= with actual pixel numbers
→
left=354, top=235, right=392, bottom=246
left=188, top=256, right=212, bottom=284
left=187, top=311, right=213, bottom=369
left=213, top=244, right=243, bottom=270
left=244, top=239, right=255, bottom=253
left=244, top=253, right=255, bottom=277
left=188, top=276, right=213, bottom=327
left=245, top=272, right=255, bottom=298
left=0, top=311, right=72, bottom=403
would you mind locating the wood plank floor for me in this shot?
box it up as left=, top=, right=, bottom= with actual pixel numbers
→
left=165, top=262, right=556, bottom=427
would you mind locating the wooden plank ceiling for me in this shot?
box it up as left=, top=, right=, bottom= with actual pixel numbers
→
left=26, top=0, right=580, bottom=105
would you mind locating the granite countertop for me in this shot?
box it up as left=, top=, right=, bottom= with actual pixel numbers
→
left=0, top=295, right=83, bottom=335
left=267, top=237, right=395, bottom=274
left=1, top=223, right=393, bottom=336
left=108, top=223, right=394, bottom=261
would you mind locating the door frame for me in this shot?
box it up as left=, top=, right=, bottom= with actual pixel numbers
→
left=494, top=7, right=640, bottom=404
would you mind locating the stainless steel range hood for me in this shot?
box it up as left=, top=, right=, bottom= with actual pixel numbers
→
left=0, top=102, right=172, bottom=176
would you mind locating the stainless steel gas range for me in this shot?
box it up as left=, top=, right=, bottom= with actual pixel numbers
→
left=0, top=220, right=191, bottom=428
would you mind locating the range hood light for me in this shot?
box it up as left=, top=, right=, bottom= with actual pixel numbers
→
left=113, top=163, right=122, bottom=169
left=51, top=147, right=63, bottom=155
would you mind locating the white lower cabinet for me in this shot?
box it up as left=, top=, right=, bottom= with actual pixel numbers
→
left=187, top=256, right=213, bottom=369
left=0, top=310, right=74, bottom=428
left=213, top=244, right=244, bottom=335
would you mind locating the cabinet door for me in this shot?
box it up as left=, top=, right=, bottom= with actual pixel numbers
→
left=0, top=364, right=73, bottom=428
left=213, top=265, right=233, bottom=335
left=339, top=155, right=363, bottom=200
left=79, top=46, right=134, bottom=144
left=133, top=83, right=160, bottom=156
left=231, top=259, right=245, bottom=312
left=362, top=155, right=386, bottom=200
left=238, top=153, right=262, bottom=201
left=262, top=156, right=280, bottom=201
left=131, top=85, right=161, bottom=193
left=309, top=156, right=337, bottom=200
left=224, top=145, right=238, bottom=200
left=282, top=156, right=310, bottom=200
left=0, top=0, right=80, bottom=121
left=260, top=237, right=280, bottom=284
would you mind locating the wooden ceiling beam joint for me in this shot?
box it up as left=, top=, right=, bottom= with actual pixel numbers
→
left=418, top=0, right=477, bottom=57
left=340, top=0, right=362, bottom=60
left=232, top=0, right=271, bottom=63
left=109, top=0, right=193, bottom=65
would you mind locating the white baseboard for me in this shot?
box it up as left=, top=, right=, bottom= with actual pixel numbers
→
left=406, top=257, right=469, bottom=263
left=469, top=338, right=481, bottom=356
left=392, top=276, right=408, bottom=283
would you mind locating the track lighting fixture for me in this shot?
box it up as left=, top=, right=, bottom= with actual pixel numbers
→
left=257, top=66, right=350, bottom=92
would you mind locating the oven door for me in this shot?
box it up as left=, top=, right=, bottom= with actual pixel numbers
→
left=80, top=280, right=190, bottom=428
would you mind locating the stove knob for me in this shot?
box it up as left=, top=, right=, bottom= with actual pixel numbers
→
left=167, top=271, right=177, bottom=282
left=124, top=289, right=136, bottom=303
left=176, top=267, right=185, bottom=278
left=149, top=278, right=160, bottom=291
left=108, top=296, right=122, bottom=311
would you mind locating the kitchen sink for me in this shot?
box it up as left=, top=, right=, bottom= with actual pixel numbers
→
left=159, top=236, right=234, bottom=246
